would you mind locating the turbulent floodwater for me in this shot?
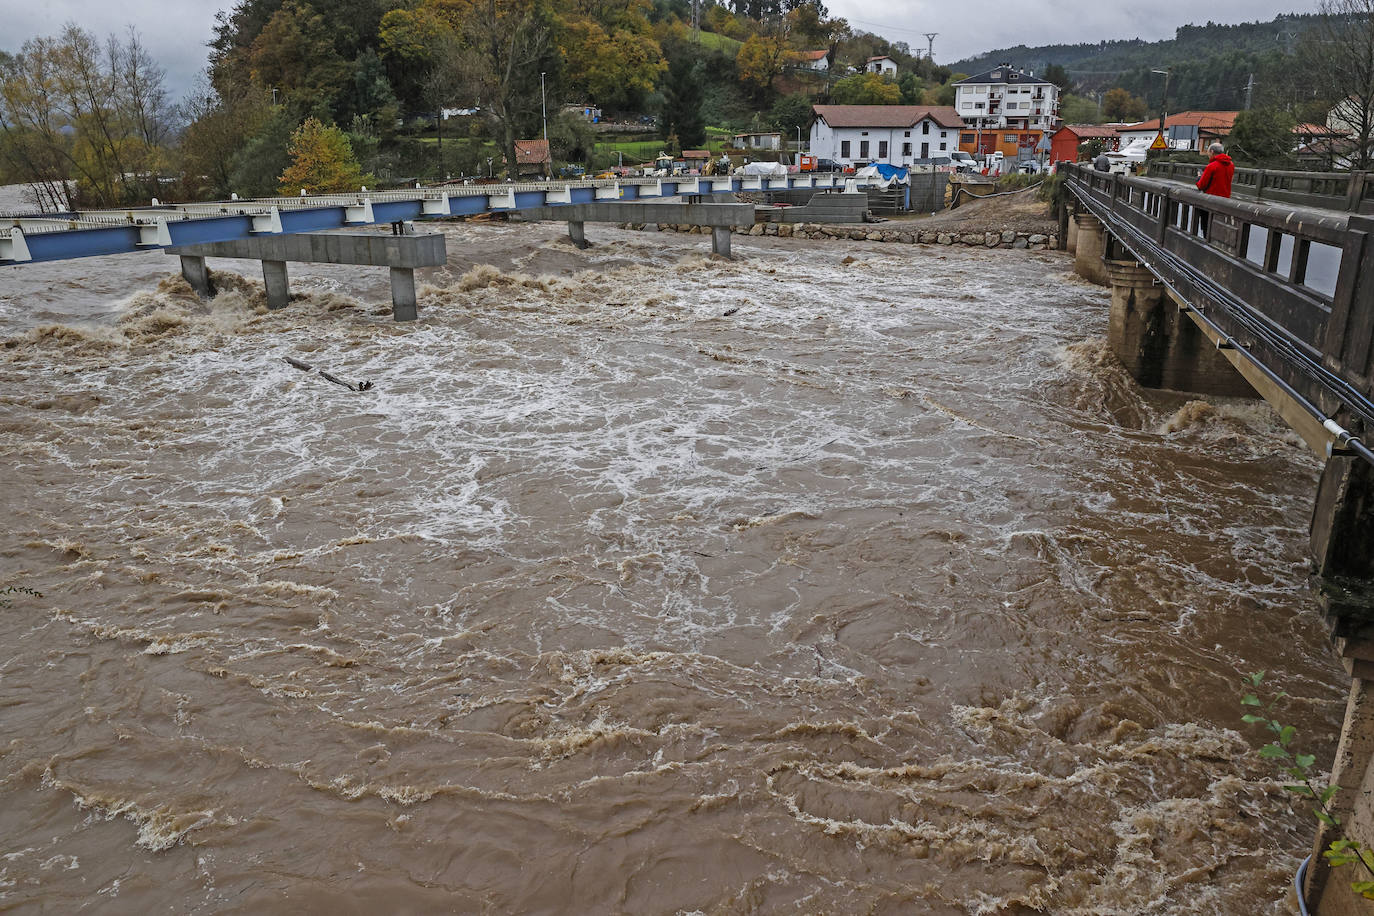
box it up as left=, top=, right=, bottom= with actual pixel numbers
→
left=0, top=221, right=1351, bottom=914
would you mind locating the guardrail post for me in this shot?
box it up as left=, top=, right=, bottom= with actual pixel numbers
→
left=1156, top=190, right=1171, bottom=244
left=1347, top=172, right=1368, bottom=213
left=1323, top=215, right=1374, bottom=396
left=1254, top=169, right=1267, bottom=203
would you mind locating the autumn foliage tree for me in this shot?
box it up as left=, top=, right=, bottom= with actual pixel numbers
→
left=278, top=117, right=373, bottom=192
left=1101, top=87, right=1148, bottom=122
left=830, top=72, right=900, bottom=105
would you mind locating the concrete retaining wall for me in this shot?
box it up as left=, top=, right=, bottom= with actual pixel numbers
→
left=619, top=221, right=1060, bottom=251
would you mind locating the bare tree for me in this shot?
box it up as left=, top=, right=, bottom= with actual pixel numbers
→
left=0, top=24, right=174, bottom=209
left=1313, top=0, right=1374, bottom=171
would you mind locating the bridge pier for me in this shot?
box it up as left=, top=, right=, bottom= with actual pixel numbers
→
left=568, top=221, right=588, bottom=250
left=1072, top=213, right=1108, bottom=285
left=1106, top=259, right=1255, bottom=397
left=262, top=260, right=289, bottom=310
left=711, top=226, right=732, bottom=258
left=179, top=255, right=214, bottom=298
left=168, top=232, right=446, bottom=322
left=1062, top=202, right=1078, bottom=254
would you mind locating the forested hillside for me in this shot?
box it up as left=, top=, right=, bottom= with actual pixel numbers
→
left=952, top=15, right=1323, bottom=113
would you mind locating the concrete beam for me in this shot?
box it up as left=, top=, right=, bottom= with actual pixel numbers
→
left=168, top=231, right=446, bottom=322
left=168, top=232, right=447, bottom=269
left=711, top=227, right=731, bottom=258
left=523, top=202, right=754, bottom=228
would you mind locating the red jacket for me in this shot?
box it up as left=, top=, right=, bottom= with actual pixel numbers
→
left=1196, top=154, right=1234, bottom=197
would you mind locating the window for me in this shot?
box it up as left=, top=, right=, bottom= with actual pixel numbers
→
left=859, top=140, right=869, bottom=158
left=860, top=130, right=869, bottom=136
left=878, top=140, right=888, bottom=158
left=1004, top=134, right=1016, bottom=143
left=922, top=121, right=930, bottom=135
left=840, top=140, right=850, bottom=158
left=902, top=142, right=912, bottom=156
left=975, top=102, right=985, bottom=110
left=939, top=142, right=947, bottom=151
left=961, top=132, right=975, bottom=144
left=904, top=130, right=911, bottom=137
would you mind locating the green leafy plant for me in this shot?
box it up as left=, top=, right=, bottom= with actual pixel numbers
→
left=1242, top=671, right=1374, bottom=899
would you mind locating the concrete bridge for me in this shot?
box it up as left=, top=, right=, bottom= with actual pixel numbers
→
left=0, top=173, right=870, bottom=266
left=1060, top=161, right=1374, bottom=913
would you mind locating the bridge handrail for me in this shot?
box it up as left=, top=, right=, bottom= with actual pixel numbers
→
left=1147, top=161, right=1372, bottom=214
left=1063, top=161, right=1374, bottom=439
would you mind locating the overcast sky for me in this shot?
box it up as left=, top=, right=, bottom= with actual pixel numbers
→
left=0, top=0, right=1330, bottom=99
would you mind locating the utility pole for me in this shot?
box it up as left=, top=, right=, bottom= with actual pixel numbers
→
left=924, top=33, right=937, bottom=61
left=540, top=72, right=550, bottom=179
left=1244, top=73, right=1254, bottom=110
left=691, top=0, right=701, bottom=43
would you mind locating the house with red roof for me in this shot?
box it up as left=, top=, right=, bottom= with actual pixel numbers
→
left=798, top=49, right=830, bottom=72
left=809, top=105, right=964, bottom=167
left=1050, top=125, right=1120, bottom=164
left=513, top=139, right=550, bottom=177
left=865, top=56, right=897, bottom=77
left=1115, top=111, right=1238, bottom=153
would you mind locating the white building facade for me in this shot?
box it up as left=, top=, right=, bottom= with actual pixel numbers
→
left=954, top=64, right=1059, bottom=132
left=865, top=56, right=897, bottom=76
left=809, top=105, right=963, bottom=167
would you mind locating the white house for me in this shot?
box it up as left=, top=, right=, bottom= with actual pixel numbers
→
left=798, top=49, right=829, bottom=72
left=865, top=56, right=898, bottom=77
left=954, top=64, right=1059, bottom=132
left=809, top=105, right=963, bottom=167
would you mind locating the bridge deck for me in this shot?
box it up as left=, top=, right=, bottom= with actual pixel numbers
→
left=0, top=174, right=873, bottom=266
left=1062, top=163, right=1374, bottom=469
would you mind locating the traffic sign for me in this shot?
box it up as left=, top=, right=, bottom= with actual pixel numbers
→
left=1150, top=132, right=1168, bottom=151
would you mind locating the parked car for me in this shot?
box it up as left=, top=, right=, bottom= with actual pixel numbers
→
left=949, top=151, right=977, bottom=172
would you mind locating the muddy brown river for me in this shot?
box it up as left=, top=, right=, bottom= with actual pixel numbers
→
left=0, top=220, right=1349, bottom=913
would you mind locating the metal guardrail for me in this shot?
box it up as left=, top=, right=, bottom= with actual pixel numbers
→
left=1063, top=163, right=1374, bottom=439
left=1147, top=162, right=1374, bottom=215
left=0, top=173, right=866, bottom=262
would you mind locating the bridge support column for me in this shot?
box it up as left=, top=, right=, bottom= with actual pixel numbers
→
left=1073, top=213, right=1108, bottom=285
left=1106, top=259, right=1255, bottom=397
left=711, top=226, right=732, bottom=258
left=1063, top=203, right=1078, bottom=254
left=262, top=260, right=289, bottom=310
left=390, top=268, right=418, bottom=322
left=568, top=220, right=588, bottom=249
left=179, top=255, right=214, bottom=298
left=1311, top=456, right=1374, bottom=580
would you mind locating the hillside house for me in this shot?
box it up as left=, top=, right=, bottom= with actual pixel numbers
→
left=865, top=56, right=897, bottom=76
left=513, top=139, right=550, bottom=177
left=1115, top=111, right=1238, bottom=152
left=798, top=50, right=830, bottom=72
left=1049, top=125, right=1120, bottom=164
left=733, top=131, right=782, bottom=151
left=809, top=105, right=963, bottom=167
left=955, top=64, right=1059, bottom=134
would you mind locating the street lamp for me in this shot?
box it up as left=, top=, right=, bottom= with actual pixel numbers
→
left=487, top=157, right=494, bottom=178
left=1151, top=68, right=1171, bottom=150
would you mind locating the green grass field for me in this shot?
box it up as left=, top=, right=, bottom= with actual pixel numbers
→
left=695, top=31, right=742, bottom=55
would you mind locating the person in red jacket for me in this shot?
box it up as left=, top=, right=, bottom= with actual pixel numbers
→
left=1196, top=142, right=1234, bottom=197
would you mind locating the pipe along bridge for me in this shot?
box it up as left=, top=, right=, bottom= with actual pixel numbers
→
left=1060, top=162, right=1374, bottom=913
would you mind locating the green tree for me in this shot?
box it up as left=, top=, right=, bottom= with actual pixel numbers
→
left=229, top=106, right=296, bottom=197
left=1042, top=63, right=1072, bottom=92
left=1228, top=107, right=1297, bottom=166
left=1058, top=93, right=1101, bottom=124
left=769, top=93, right=812, bottom=141
left=246, top=1, right=352, bottom=120
left=661, top=53, right=705, bottom=148
left=830, top=72, right=900, bottom=105
left=557, top=16, right=666, bottom=109
left=735, top=32, right=793, bottom=96
left=279, top=117, right=373, bottom=192
left=897, top=72, right=926, bottom=105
